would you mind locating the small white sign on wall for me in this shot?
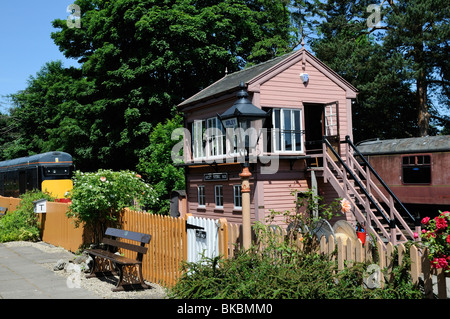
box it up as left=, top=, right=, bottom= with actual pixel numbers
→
left=33, top=199, right=47, bottom=213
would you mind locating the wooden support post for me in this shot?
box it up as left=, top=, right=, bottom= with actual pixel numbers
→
left=240, top=166, right=252, bottom=250
left=377, top=240, right=385, bottom=288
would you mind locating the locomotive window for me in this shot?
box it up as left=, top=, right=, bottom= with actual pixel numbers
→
left=43, top=166, right=71, bottom=176
left=402, top=155, right=431, bottom=184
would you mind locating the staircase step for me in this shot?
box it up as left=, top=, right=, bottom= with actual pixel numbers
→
left=322, top=138, right=416, bottom=245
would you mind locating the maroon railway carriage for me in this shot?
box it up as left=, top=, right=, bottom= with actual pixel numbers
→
left=356, top=135, right=450, bottom=218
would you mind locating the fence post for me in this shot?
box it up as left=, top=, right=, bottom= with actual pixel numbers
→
left=328, top=235, right=335, bottom=262
left=421, top=248, right=434, bottom=298
left=346, top=238, right=354, bottom=267
left=355, top=238, right=364, bottom=263
left=386, top=242, right=394, bottom=282
left=377, top=240, right=385, bottom=288
left=337, top=237, right=345, bottom=271
left=436, top=269, right=447, bottom=299
left=182, top=214, right=189, bottom=262
left=320, top=235, right=327, bottom=255
left=398, top=243, right=406, bottom=266
left=218, top=218, right=228, bottom=259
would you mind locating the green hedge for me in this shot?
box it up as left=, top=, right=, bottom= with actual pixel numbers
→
left=0, top=190, right=54, bottom=242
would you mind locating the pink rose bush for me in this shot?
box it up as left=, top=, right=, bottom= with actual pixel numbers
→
left=421, top=211, right=450, bottom=272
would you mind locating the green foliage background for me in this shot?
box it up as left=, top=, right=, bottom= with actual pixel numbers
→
left=0, top=190, right=54, bottom=242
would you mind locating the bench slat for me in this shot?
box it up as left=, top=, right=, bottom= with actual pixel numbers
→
left=105, top=227, right=151, bottom=244
left=87, top=249, right=141, bottom=265
left=102, top=237, right=148, bottom=255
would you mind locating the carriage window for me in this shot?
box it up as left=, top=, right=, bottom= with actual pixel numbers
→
left=43, top=166, right=71, bottom=176
left=402, top=155, right=431, bottom=184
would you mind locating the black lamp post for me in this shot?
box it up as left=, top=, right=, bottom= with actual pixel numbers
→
left=218, top=82, right=269, bottom=249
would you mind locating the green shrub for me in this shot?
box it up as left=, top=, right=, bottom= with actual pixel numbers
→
left=168, top=247, right=424, bottom=299
left=0, top=190, right=54, bottom=242
left=169, top=188, right=423, bottom=299
left=66, top=169, right=158, bottom=243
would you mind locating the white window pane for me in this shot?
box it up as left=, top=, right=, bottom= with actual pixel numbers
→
left=233, top=185, right=242, bottom=208
left=273, top=109, right=281, bottom=151
left=215, top=185, right=223, bottom=207
left=271, top=108, right=302, bottom=153
left=198, top=186, right=205, bottom=206
left=283, top=109, right=292, bottom=151
left=294, top=110, right=302, bottom=151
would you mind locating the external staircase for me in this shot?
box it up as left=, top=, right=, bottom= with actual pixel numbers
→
left=307, top=136, right=421, bottom=247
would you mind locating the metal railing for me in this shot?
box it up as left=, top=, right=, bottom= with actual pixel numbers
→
left=345, top=136, right=418, bottom=227
left=321, top=136, right=420, bottom=244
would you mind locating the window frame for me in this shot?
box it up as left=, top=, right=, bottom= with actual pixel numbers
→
left=192, top=120, right=205, bottom=160
left=214, top=185, right=224, bottom=208
left=401, top=154, right=432, bottom=185
left=233, top=184, right=242, bottom=209
left=272, top=108, right=304, bottom=153
left=197, top=185, right=206, bottom=207
left=192, top=117, right=226, bottom=160
left=206, top=117, right=226, bottom=158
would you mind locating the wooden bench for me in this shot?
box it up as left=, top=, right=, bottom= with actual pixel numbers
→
left=0, top=207, right=7, bottom=218
left=85, top=227, right=152, bottom=292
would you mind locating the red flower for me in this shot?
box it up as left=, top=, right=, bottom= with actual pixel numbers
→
left=447, top=235, right=450, bottom=245
left=432, top=257, right=449, bottom=269
left=435, top=216, right=448, bottom=231
left=421, top=217, right=430, bottom=225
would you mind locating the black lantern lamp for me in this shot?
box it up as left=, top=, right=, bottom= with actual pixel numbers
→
left=218, top=82, right=270, bottom=163
left=218, top=82, right=269, bottom=250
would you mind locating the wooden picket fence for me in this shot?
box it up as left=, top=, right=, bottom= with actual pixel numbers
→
left=320, top=235, right=449, bottom=298
left=242, top=225, right=449, bottom=299
left=1, top=195, right=448, bottom=297
left=121, top=209, right=187, bottom=287
left=0, top=196, right=21, bottom=213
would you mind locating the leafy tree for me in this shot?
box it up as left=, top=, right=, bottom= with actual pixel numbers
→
left=48, top=0, right=296, bottom=170
left=312, top=0, right=449, bottom=139
left=137, top=114, right=185, bottom=215
left=382, top=0, right=449, bottom=136
left=311, top=0, right=418, bottom=142
left=288, top=0, right=327, bottom=45
left=0, top=111, right=17, bottom=161
left=5, top=61, right=100, bottom=169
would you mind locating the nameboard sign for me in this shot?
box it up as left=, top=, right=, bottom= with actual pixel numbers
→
left=33, top=199, right=47, bottom=213
left=203, top=173, right=228, bottom=181
left=222, top=117, right=238, bottom=129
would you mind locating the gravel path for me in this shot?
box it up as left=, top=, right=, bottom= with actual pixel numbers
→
left=4, top=241, right=169, bottom=299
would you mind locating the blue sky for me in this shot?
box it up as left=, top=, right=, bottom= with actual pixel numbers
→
left=0, top=1, right=80, bottom=113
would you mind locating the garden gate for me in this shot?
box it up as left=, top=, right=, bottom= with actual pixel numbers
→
left=186, top=215, right=220, bottom=263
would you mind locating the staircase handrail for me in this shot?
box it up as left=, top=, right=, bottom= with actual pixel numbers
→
left=345, top=135, right=418, bottom=226
left=323, top=137, right=391, bottom=226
